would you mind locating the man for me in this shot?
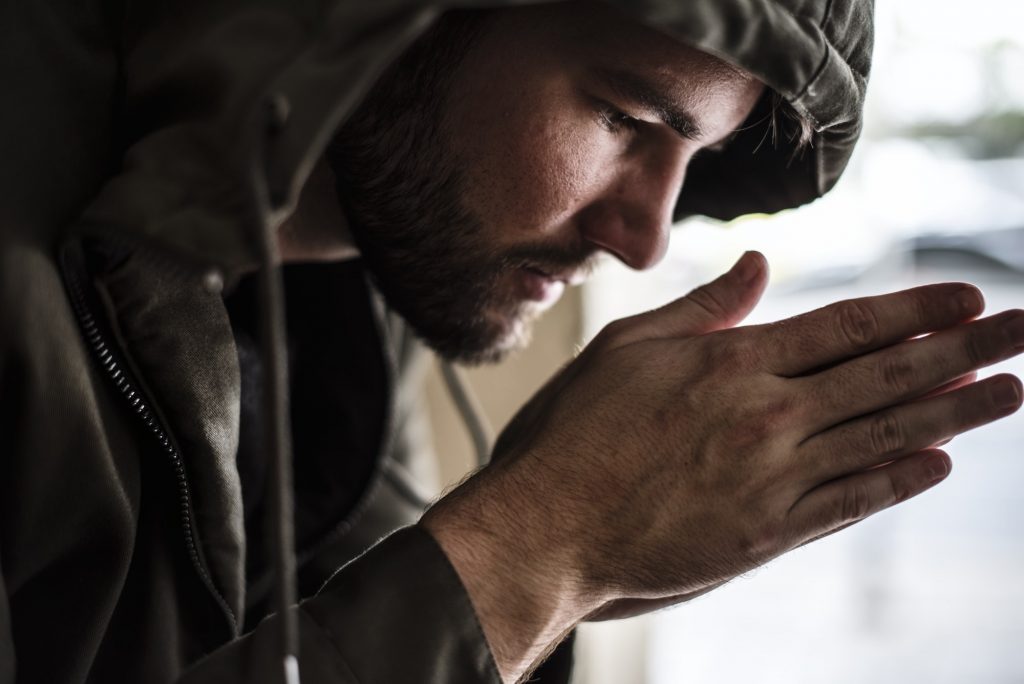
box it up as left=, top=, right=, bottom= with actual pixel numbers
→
left=1, top=1, right=1021, bottom=683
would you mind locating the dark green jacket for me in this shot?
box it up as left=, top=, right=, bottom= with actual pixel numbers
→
left=0, top=0, right=872, bottom=681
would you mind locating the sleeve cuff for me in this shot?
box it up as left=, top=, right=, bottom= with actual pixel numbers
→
left=302, top=525, right=501, bottom=683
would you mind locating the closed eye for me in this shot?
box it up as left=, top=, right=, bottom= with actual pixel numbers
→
left=596, top=102, right=640, bottom=134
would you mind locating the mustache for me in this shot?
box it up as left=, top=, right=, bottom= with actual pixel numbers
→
left=498, top=241, right=602, bottom=279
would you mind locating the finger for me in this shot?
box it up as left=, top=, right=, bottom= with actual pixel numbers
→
left=834, top=369, right=975, bottom=454
left=788, top=449, right=951, bottom=548
left=921, top=372, right=975, bottom=451
left=919, top=371, right=977, bottom=401
left=800, top=310, right=1024, bottom=431
left=759, top=283, right=985, bottom=376
left=798, top=374, right=1022, bottom=485
left=606, top=251, right=768, bottom=347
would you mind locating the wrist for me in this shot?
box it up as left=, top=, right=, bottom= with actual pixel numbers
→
left=420, top=465, right=598, bottom=682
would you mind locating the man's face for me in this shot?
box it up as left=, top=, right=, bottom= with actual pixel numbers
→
left=330, top=3, right=764, bottom=364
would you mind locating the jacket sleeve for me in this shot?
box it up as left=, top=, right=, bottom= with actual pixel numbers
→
left=179, top=526, right=501, bottom=684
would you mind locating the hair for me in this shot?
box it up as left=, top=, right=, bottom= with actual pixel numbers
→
left=770, top=91, right=816, bottom=151
left=325, top=9, right=523, bottom=364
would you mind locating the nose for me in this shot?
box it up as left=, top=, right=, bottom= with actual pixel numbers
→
left=577, top=149, right=688, bottom=270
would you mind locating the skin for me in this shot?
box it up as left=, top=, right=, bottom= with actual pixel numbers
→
left=323, top=4, right=763, bottom=364
left=442, top=7, right=762, bottom=275
left=286, top=4, right=1024, bottom=683
left=424, top=254, right=1024, bottom=682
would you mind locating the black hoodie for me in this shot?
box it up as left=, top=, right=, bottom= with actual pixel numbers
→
left=0, top=0, right=872, bottom=681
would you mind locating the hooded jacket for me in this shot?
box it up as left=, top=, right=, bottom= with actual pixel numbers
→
left=0, top=0, right=873, bottom=682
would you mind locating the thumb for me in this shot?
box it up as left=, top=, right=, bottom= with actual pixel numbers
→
left=625, top=251, right=769, bottom=342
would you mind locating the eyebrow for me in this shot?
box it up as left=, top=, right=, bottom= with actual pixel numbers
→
left=592, top=66, right=704, bottom=141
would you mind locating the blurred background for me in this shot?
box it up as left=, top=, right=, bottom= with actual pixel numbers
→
left=423, top=1, right=1024, bottom=681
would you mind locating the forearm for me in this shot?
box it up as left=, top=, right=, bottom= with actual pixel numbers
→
left=421, top=466, right=597, bottom=683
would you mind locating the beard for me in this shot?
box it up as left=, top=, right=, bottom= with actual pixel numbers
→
left=326, top=11, right=595, bottom=365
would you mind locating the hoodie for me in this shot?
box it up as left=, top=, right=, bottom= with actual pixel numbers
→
left=0, top=0, right=873, bottom=682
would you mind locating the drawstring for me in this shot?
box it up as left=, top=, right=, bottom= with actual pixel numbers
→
left=439, top=360, right=494, bottom=467
left=251, top=93, right=301, bottom=684
left=247, top=85, right=491, bottom=684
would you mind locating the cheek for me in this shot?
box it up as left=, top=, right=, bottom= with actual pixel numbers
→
left=457, top=94, right=616, bottom=240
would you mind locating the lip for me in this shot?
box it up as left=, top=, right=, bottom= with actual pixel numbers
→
left=528, top=266, right=586, bottom=287
left=516, top=267, right=568, bottom=306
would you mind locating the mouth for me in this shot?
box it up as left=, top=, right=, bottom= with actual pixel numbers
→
left=545, top=267, right=589, bottom=287
left=526, top=264, right=588, bottom=285
left=515, top=266, right=570, bottom=307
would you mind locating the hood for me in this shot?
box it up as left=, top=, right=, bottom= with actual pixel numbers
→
left=70, top=0, right=872, bottom=280
left=25, top=0, right=872, bottom=677
left=654, top=0, right=874, bottom=219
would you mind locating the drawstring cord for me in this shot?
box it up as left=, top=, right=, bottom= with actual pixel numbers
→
left=440, top=361, right=494, bottom=467
left=246, top=86, right=491, bottom=684
left=251, top=93, right=301, bottom=684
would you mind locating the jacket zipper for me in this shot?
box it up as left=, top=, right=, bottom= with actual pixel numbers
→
left=62, top=250, right=239, bottom=635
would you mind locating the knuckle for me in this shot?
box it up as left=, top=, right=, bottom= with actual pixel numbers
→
left=727, top=419, right=768, bottom=453
left=686, top=283, right=729, bottom=319
left=738, top=396, right=797, bottom=446
left=838, top=481, right=874, bottom=524
left=738, top=516, right=780, bottom=564
left=704, top=330, right=758, bottom=371
left=596, top=318, right=635, bottom=348
left=867, top=412, right=906, bottom=456
left=912, top=288, right=940, bottom=324
left=878, top=354, right=915, bottom=395
left=888, top=472, right=912, bottom=505
left=962, top=327, right=995, bottom=367
left=835, top=300, right=881, bottom=350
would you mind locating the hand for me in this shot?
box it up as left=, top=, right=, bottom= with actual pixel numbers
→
left=577, top=366, right=983, bottom=623
left=422, top=252, right=1024, bottom=682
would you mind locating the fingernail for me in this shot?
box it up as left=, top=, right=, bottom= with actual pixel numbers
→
left=925, top=454, right=950, bottom=483
left=992, top=378, right=1022, bottom=409
left=1003, top=312, right=1024, bottom=349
